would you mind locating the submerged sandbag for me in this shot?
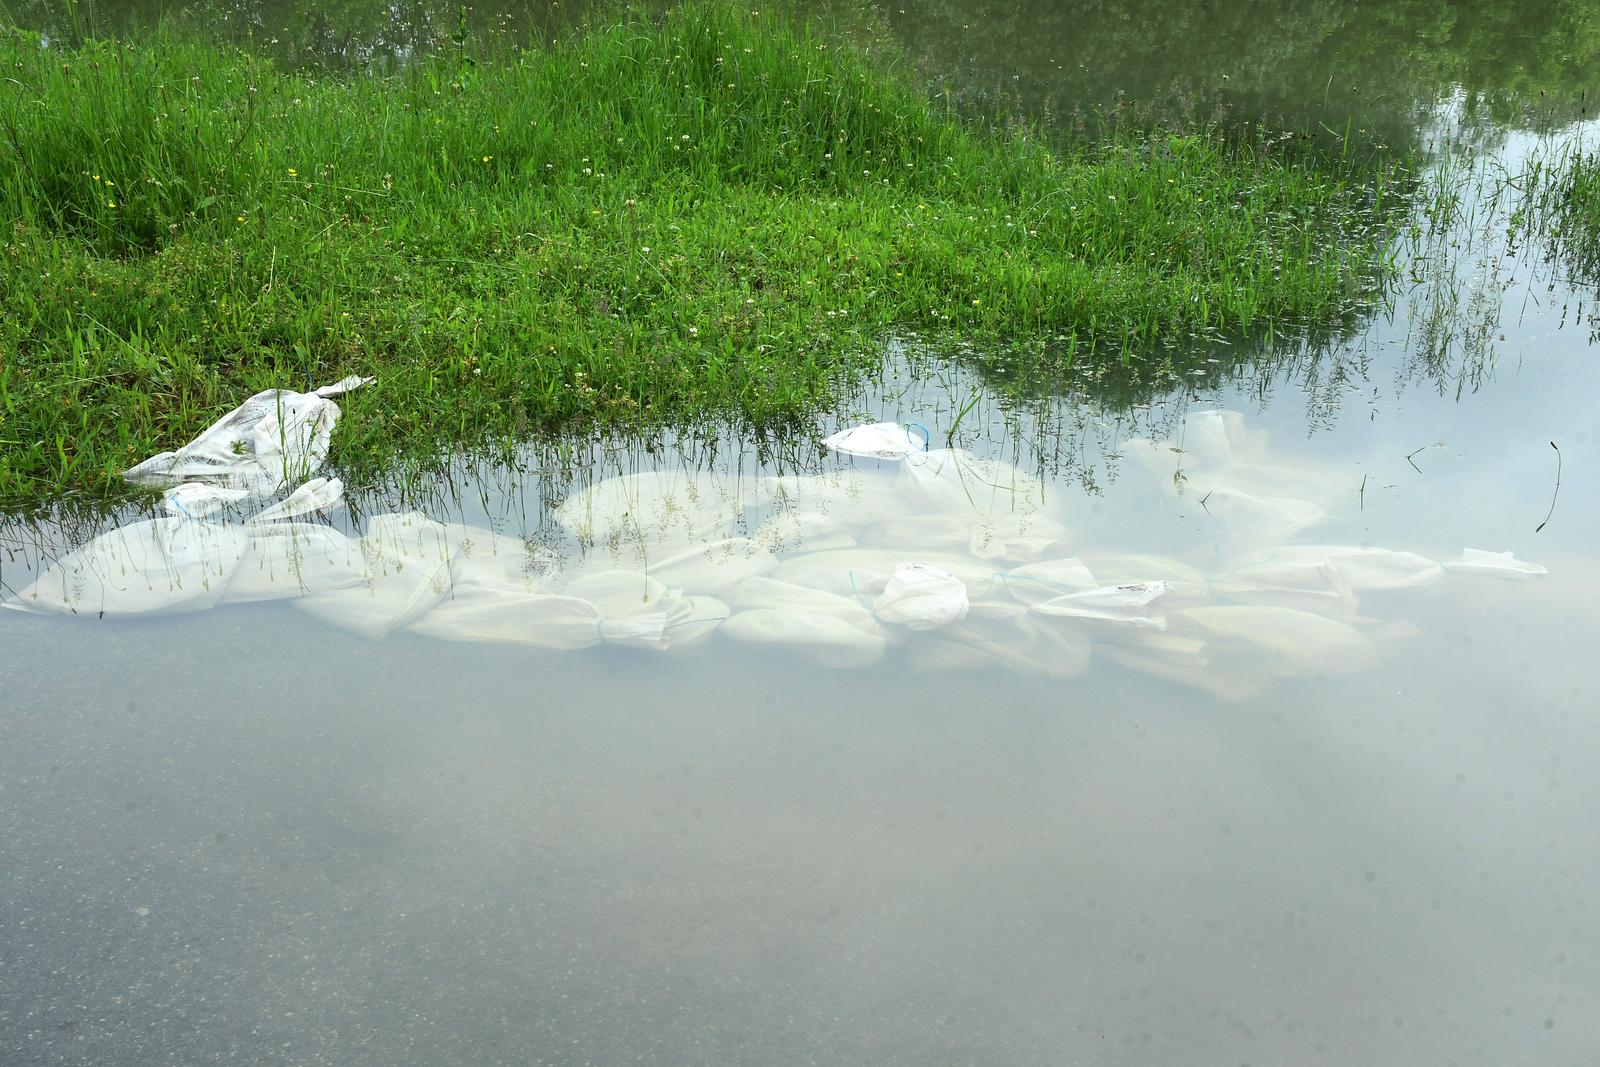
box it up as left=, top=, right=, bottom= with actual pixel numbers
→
left=897, top=448, right=1044, bottom=515
left=906, top=601, right=1091, bottom=678
left=873, top=564, right=970, bottom=631
left=292, top=513, right=459, bottom=639
left=720, top=577, right=888, bottom=666
left=224, top=522, right=368, bottom=603
left=1209, top=558, right=1357, bottom=619
left=751, top=510, right=857, bottom=554
left=3, top=518, right=248, bottom=617
left=1267, top=545, right=1444, bottom=591
left=1443, top=549, right=1549, bottom=578
left=823, top=421, right=928, bottom=460
left=1175, top=605, right=1378, bottom=676
left=555, top=470, right=744, bottom=545
left=1027, top=581, right=1169, bottom=629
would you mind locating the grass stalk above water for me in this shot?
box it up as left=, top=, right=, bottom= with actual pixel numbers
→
left=0, top=1, right=1399, bottom=504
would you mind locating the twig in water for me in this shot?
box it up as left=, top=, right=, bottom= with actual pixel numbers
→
left=1536, top=441, right=1561, bottom=533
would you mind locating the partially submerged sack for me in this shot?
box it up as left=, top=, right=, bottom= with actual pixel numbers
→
left=292, top=513, right=459, bottom=639
left=124, top=378, right=367, bottom=496
left=4, top=518, right=248, bottom=617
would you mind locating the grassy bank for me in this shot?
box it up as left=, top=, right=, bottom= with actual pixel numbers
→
left=0, top=2, right=1400, bottom=502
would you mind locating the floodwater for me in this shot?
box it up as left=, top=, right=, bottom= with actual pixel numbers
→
left=4, top=3, right=1600, bottom=1065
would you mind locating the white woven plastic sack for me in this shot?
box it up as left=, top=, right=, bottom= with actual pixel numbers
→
left=896, top=448, right=1044, bottom=515
left=1268, top=545, right=1444, bottom=591
left=292, top=513, right=459, bottom=639
left=1442, top=549, right=1549, bottom=578
left=223, top=522, right=367, bottom=603
left=1175, top=605, right=1378, bottom=676
left=872, top=563, right=969, bottom=630
left=124, top=376, right=369, bottom=497
left=770, top=548, right=1000, bottom=599
left=751, top=510, right=858, bottom=554
left=1028, top=581, right=1169, bottom=629
left=555, top=470, right=744, bottom=546
left=247, top=477, right=344, bottom=525
left=823, top=421, right=929, bottom=460
left=905, top=601, right=1091, bottom=678
left=995, top=558, right=1099, bottom=605
left=162, top=483, right=251, bottom=518
left=720, top=577, right=888, bottom=667
left=3, top=518, right=248, bottom=617
left=1209, top=558, right=1357, bottom=619
left=566, top=537, right=776, bottom=596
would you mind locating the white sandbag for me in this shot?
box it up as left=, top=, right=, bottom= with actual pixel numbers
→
left=1075, top=552, right=1208, bottom=599
left=1189, top=463, right=1351, bottom=511
left=639, top=537, right=777, bottom=596
left=406, top=588, right=635, bottom=650
left=1179, top=409, right=1267, bottom=467
left=905, top=601, right=1090, bottom=678
left=3, top=518, right=247, bottom=617
left=751, top=510, right=857, bottom=554
left=1267, top=545, right=1445, bottom=591
left=721, top=609, right=887, bottom=668
left=224, top=522, right=368, bottom=603
left=555, top=470, right=743, bottom=545
left=162, top=483, right=251, bottom=518
left=124, top=381, right=359, bottom=496
left=1209, top=558, right=1357, bottom=619
left=896, top=448, right=1044, bottom=515
left=246, top=477, right=344, bottom=524
left=407, top=582, right=720, bottom=652
left=746, top=470, right=903, bottom=530
left=872, top=564, right=969, bottom=631
left=1175, top=605, right=1378, bottom=675
left=1028, top=581, right=1169, bottom=629
left=769, top=548, right=1000, bottom=599
left=314, top=375, right=373, bottom=397
left=967, top=512, right=1073, bottom=564
left=292, top=513, right=459, bottom=639
left=994, top=558, right=1099, bottom=605
left=1200, top=488, right=1326, bottom=547
left=1442, top=548, right=1548, bottom=578
left=823, top=421, right=928, bottom=460
left=723, top=576, right=884, bottom=631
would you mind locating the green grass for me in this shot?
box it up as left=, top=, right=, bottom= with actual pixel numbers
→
left=0, top=1, right=1401, bottom=504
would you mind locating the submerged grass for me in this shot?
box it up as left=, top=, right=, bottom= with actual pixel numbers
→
left=1517, top=146, right=1600, bottom=281
left=0, top=1, right=1401, bottom=503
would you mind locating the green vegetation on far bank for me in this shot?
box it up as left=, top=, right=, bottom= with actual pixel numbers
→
left=0, top=1, right=1401, bottom=502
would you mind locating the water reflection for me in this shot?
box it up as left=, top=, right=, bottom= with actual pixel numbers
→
left=16, top=0, right=1600, bottom=147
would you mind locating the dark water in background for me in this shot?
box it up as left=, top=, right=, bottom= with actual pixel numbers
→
left=5, top=3, right=1600, bottom=1065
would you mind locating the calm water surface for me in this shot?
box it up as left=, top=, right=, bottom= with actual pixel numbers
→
left=4, top=3, right=1600, bottom=1064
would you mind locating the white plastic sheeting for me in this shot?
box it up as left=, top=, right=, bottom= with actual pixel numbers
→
left=125, top=376, right=369, bottom=497
left=1, top=408, right=1552, bottom=697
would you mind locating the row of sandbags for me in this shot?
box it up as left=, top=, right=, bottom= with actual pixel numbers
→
left=0, top=403, right=1548, bottom=698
